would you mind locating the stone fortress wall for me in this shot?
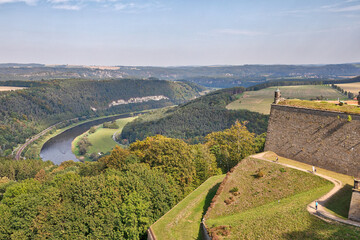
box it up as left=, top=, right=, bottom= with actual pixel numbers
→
left=265, top=104, right=360, bottom=178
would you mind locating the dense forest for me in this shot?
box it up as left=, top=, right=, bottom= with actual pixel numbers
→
left=0, top=79, right=204, bottom=156
left=119, top=87, right=269, bottom=144
left=0, top=122, right=263, bottom=239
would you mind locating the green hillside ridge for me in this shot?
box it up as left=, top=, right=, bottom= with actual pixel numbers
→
left=204, top=157, right=360, bottom=239
left=119, top=87, right=269, bottom=144
left=0, top=78, right=203, bottom=156
left=151, top=174, right=225, bottom=240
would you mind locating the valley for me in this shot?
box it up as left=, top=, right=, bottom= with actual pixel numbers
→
left=2, top=0, right=360, bottom=238
left=1, top=74, right=360, bottom=239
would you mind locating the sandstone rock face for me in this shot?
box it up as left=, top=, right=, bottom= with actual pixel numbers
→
left=265, top=104, right=360, bottom=178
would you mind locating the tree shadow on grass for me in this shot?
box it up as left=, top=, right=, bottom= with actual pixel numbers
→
left=282, top=216, right=360, bottom=240
left=197, top=182, right=221, bottom=240
left=324, top=184, right=353, bottom=218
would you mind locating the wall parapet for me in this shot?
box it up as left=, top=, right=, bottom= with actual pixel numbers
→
left=265, top=104, right=360, bottom=178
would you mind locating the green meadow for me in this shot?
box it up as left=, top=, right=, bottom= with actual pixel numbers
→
left=72, top=117, right=136, bottom=160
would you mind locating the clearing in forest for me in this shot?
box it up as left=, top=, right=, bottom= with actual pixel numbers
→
left=226, top=85, right=346, bottom=114
left=0, top=86, right=27, bottom=91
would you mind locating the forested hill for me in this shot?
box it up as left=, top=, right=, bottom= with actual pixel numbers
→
left=0, top=79, right=204, bottom=156
left=119, top=87, right=269, bottom=144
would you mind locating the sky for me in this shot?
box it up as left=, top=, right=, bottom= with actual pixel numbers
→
left=0, top=0, right=359, bottom=66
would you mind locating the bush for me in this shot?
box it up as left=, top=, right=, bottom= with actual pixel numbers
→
left=229, top=187, right=238, bottom=193
left=256, top=170, right=264, bottom=178
left=348, top=115, right=352, bottom=122
left=89, top=126, right=97, bottom=134
left=103, top=121, right=119, bottom=129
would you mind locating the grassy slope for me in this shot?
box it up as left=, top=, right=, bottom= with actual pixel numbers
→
left=151, top=174, right=225, bottom=240
left=72, top=117, right=136, bottom=160
left=337, top=82, right=360, bottom=94
left=226, top=85, right=346, bottom=114
left=263, top=152, right=354, bottom=219
left=205, top=157, right=360, bottom=239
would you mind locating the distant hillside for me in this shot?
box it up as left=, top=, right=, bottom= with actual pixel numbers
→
left=0, top=79, right=203, bottom=156
left=1, top=63, right=360, bottom=88
left=119, top=87, right=269, bottom=144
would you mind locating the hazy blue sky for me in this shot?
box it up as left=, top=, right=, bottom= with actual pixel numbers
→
left=0, top=0, right=359, bottom=66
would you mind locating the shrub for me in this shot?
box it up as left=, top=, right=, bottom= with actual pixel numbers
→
left=348, top=115, right=352, bottom=122
left=89, top=126, right=97, bottom=134
left=279, top=168, right=286, bottom=173
left=256, top=170, right=264, bottom=178
left=103, top=121, right=119, bottom=129
left=229, top=187, right=238, bottom=193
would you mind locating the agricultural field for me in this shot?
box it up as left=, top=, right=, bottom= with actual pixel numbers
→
left=337, top=82, right=360, bottom=95
left=72, top=117, right=136, bottom=160
left=226, top=85, right=346, bottom=114
left=0, top=86, right=27, bottom=91
left=151, top=174, right=225, bottom=240
left=205, top=157, right=360, bottom=239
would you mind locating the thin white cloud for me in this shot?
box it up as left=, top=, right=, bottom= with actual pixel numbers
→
left=0, top=0, right=167, bottom=12
left=53, top=3, right=81, bottom=10
left=215, top=29, right=265, bottom=37
left=0, top=0, right=38, bottom=5
left=329, top=4, right=360, bottom=12
left=321, top=0, right=360, bottom=12
left=114, top=1, right=164, bottom=13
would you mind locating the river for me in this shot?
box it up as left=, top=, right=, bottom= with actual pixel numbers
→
left=40, top=114, right=132, bottom=165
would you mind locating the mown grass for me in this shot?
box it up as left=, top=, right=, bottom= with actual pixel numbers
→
left=206, top=186, right=360, bottom=240
left=205, top=157, right=360, bottom=239
left=206, top=158, right=331, bottom=220
left=263, top=152, right=354, bottom=219
left=72, top=117, right=136, bottom=160
left=151, top=174, right=225, bottom=240
left=226, top=85, right=346, bottom=114
left=278, top=99, right=360, bottom=115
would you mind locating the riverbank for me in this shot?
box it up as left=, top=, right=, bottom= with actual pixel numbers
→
left=21, top=111, right=147, bottom=160
left=72, top=117, right=137, bottom=161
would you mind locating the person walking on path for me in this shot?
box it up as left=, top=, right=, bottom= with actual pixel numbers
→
left=275, top=156, right=279, bottom=162
left=315, top=201, right=318, bottom=211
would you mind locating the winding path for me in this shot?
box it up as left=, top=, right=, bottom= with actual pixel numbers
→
left=252, top=152, right=360, bottom=228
